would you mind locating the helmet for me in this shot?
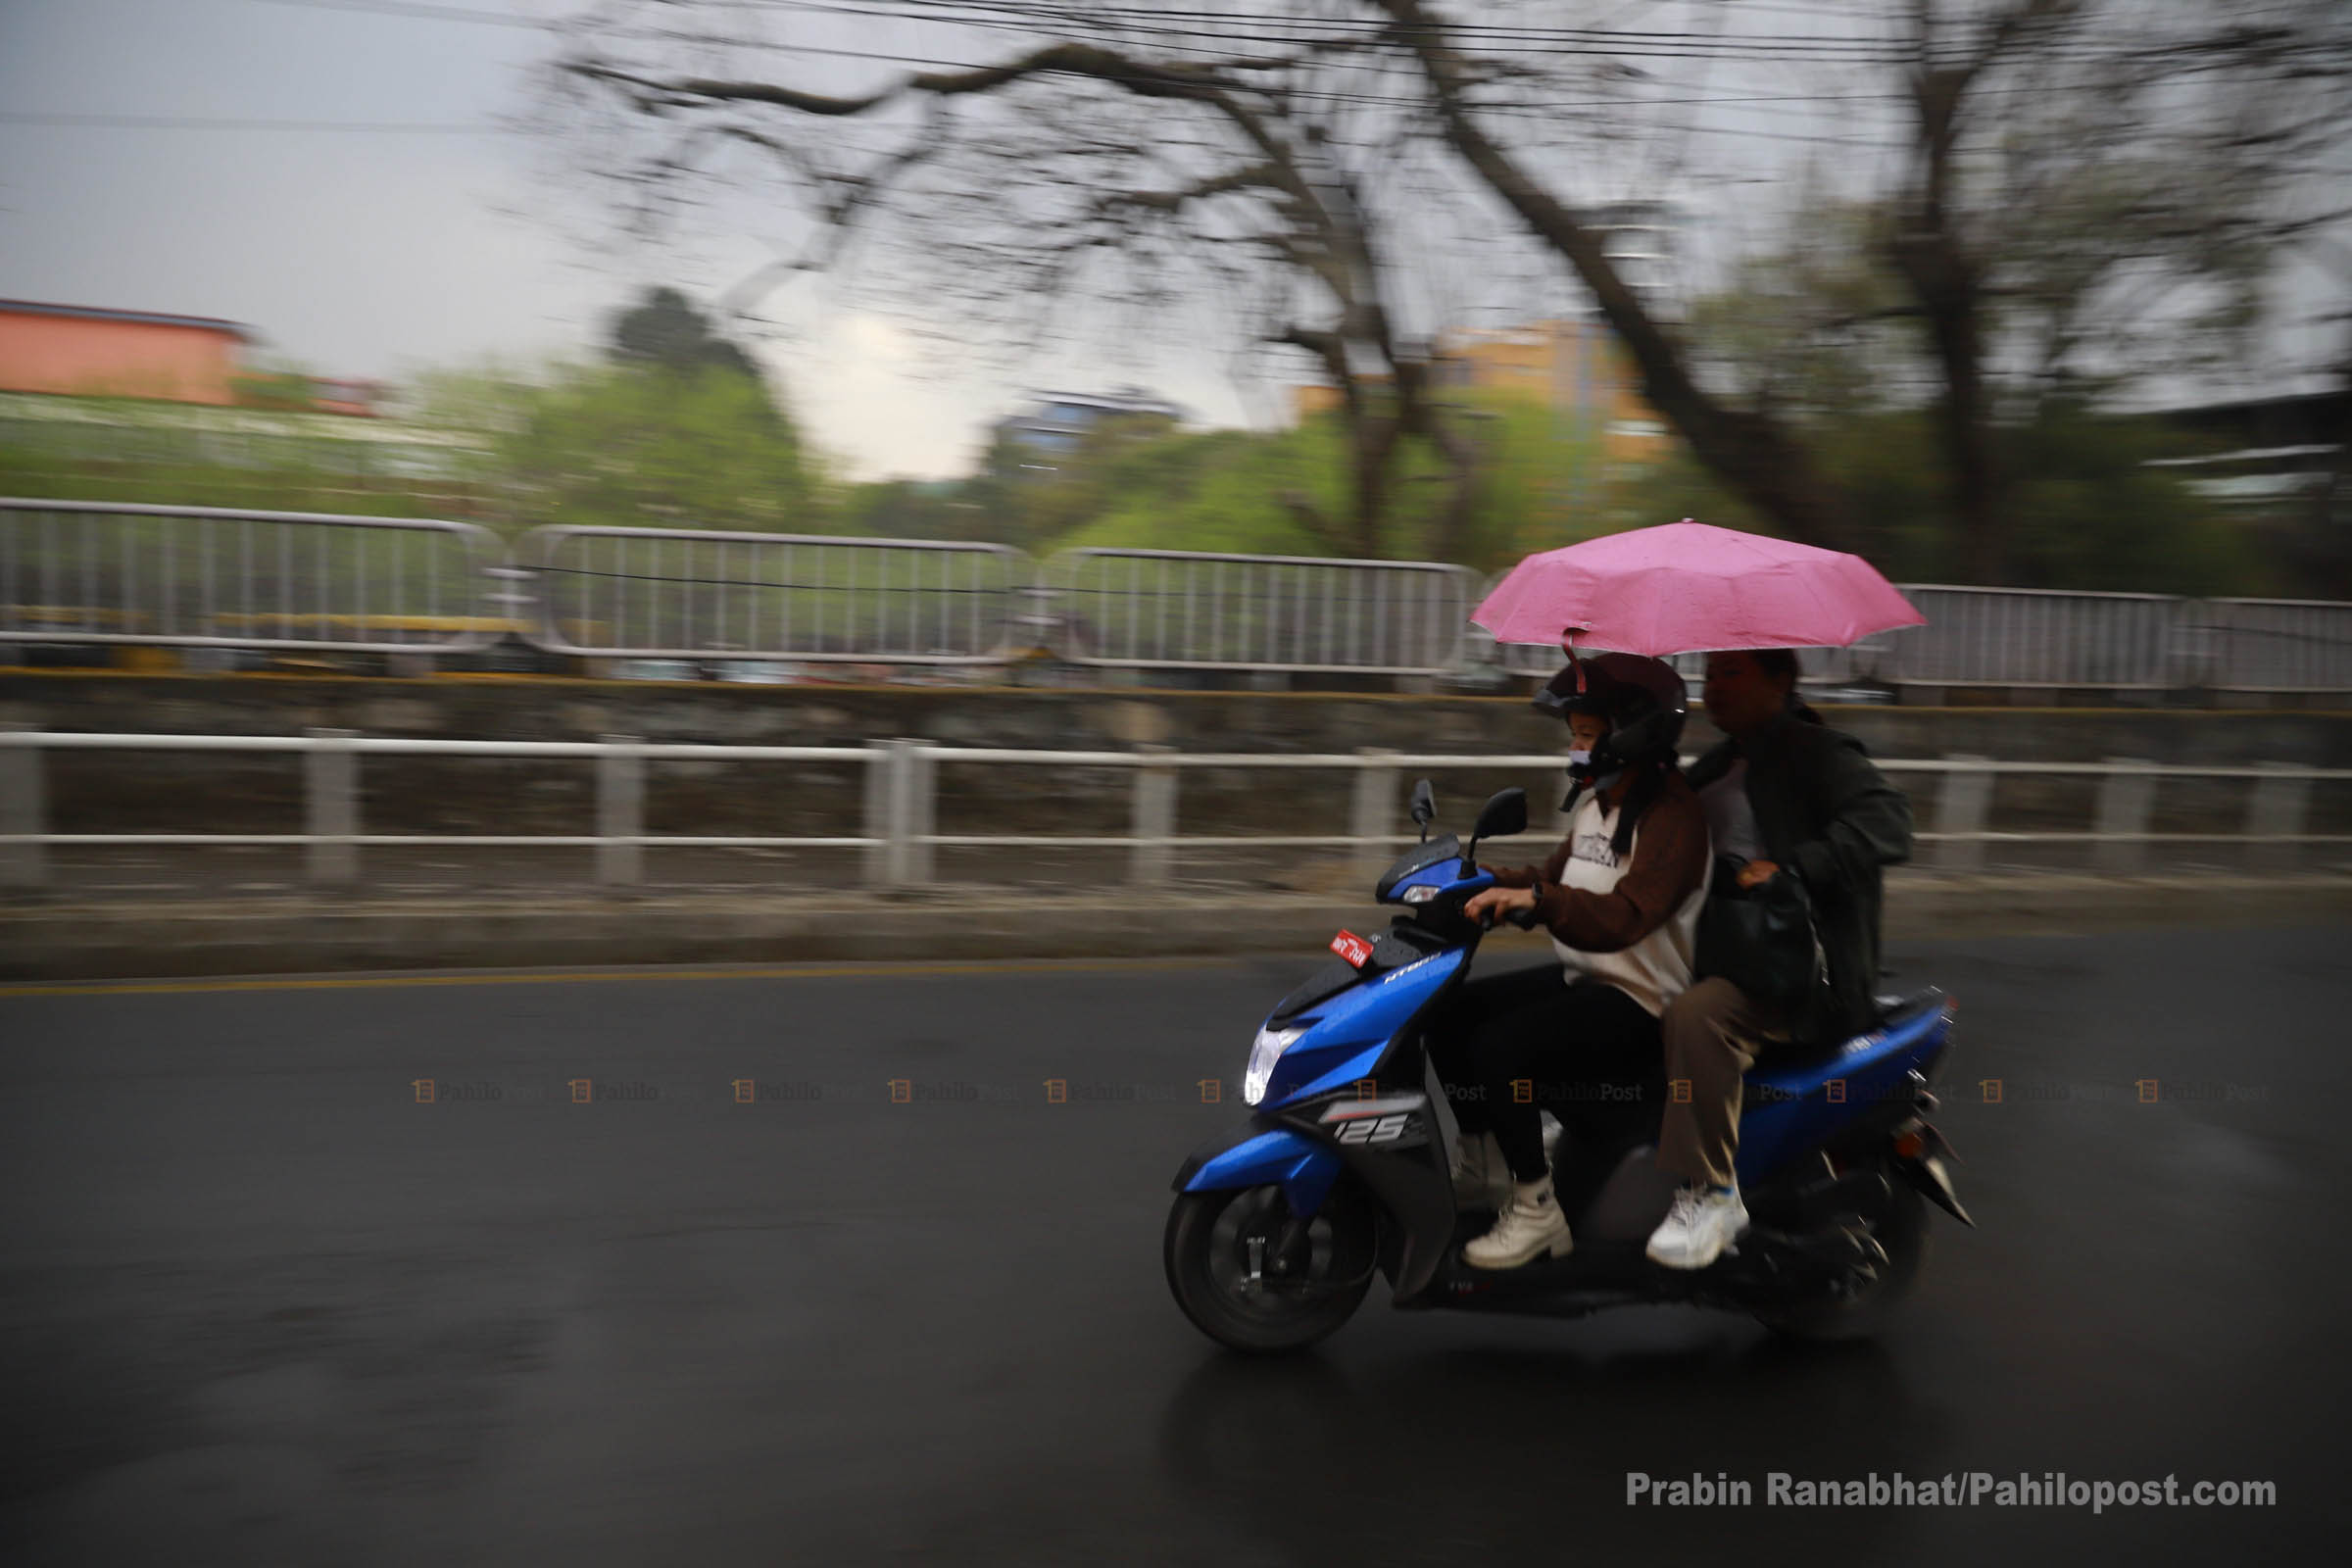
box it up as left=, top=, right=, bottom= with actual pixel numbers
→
left=1533, top=652, right=1688, bottom=784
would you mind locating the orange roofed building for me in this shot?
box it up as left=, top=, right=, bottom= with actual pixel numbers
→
left=0, top=299, right=256, bottom=406
left=1292, top=318, right=1671, bottom=466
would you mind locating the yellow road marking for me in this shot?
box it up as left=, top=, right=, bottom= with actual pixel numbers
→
left=0, top=956, right=1242, bottom=1001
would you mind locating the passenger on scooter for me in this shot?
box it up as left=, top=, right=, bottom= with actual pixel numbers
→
left=1443, top=653, right=1711, bottom=1270
left=1644, top=649, right=1914, bottom=1271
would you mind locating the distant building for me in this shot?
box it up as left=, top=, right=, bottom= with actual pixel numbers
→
left=2144, top=389, right=2348, bottom=513
left=993, top=386, right=1183, bottom=469
left=1290, top=199, right=1684, bottom=466
left=1291, top=318, right=1670, bottom=466
left=0, top=299, right=256, bottom=406
left=0, top=299, right=392, bottom=416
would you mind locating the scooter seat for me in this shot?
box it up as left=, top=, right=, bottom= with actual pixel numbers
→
left=1872, top=988, right=1945, bottom=1028
left=1741, top=988, right=1947, bottom=1077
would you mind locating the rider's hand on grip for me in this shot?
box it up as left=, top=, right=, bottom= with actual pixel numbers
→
left=1504, top=905, right=1543, bottom=931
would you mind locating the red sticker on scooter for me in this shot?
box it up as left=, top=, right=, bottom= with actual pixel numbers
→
left=1330, top=930, right=1375, bottom=968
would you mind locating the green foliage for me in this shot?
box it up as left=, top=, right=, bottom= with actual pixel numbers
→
left=416, top=359, right=820, bottom=535
left=1657, top=208, right=2288, bottom=595
left=1611, top=406, right=2272, bottom=596
left=1683, top=203, right=1912, bottom=424
left=1453, top=392, right=1614, bottom=566
left=608, top=286, right=763, bottom=382
left=0, top=394, right=479, bottom=517
left=1999, top=405, right=2271, bottom=596
left=840, top=478, right=988, bottom=540
left=906, top=388, right=1608, bottom=569
left=228, top=368, right=323, bottom=414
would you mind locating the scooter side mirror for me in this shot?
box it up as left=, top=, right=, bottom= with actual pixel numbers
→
left=1408, top=778, right=1436, bottom=842
left=1462, top=787, right=1528, bottom=876
left=1473, top=788, right=1528, bottom=841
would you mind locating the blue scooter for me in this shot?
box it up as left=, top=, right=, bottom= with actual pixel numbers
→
left=1164, top=780, right=1971, bottom=1353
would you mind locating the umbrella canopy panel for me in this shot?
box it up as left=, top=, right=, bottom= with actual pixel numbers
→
left=1474, top=521, right=1925, bottom=658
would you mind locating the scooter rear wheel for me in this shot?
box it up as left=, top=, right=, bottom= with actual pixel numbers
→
left=1752, top=1180, right=1931, bottom=1342
left=1164, top=1183, right=1376, bottom=1354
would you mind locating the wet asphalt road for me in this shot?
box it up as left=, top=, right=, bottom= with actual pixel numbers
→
left=2, top=925, right=2346, bottom=1565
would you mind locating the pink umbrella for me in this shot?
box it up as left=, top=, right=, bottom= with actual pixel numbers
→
left=1473, top=520, right=1924, bottom=658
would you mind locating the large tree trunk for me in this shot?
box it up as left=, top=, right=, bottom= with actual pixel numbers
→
left=1377, top=0, right=1856, bottom=553
left=1892, top=37, right=2011, bottom=583
left=1891, top=217, right=2005, bottom=581
left=1887, top=1, right=2091, bottom=583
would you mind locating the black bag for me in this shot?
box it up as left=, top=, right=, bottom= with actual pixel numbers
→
left=1694, top=857, right=1828, bottom=1005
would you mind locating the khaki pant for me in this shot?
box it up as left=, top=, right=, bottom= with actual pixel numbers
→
left=1657, top=977, right=1788, bottom=1190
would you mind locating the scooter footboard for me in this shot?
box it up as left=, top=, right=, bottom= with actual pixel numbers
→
left=1173, top=1124, right=1342, bottom=1218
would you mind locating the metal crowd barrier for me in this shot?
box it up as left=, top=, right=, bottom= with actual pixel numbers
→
left=516, top=525, right=1030, bottom=664
left=5, top=500, right=2350, bottom=693
left=1045, top=549, right=1478, bottom=674
left=2193, top=599, right=2352, bottom=694
left=0, top=499, right=501, bottom=654
left=1883, top=585, right=2180, bottom=690
left=5, top=730, right=2347, bottom=892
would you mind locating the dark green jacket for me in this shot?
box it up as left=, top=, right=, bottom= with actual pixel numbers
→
left=1686, top=705, right=1913, bottom=1042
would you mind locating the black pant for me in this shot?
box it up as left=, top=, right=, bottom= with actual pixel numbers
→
left=1427, top=964, right=1664, bottom=1181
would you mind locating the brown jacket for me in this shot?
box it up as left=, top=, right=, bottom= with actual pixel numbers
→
left=1485, top=770, right=1709, bottom=953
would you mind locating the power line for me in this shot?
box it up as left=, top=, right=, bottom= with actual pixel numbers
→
left=232, top=0, right=2332, bottom=133
left=0, top=112, right=508, bottom=132
left=242, top=0, right=2332, bottom=87
left=238, top=0, right=2062, bottom=68
left=247, top=0, right=543, bottom=24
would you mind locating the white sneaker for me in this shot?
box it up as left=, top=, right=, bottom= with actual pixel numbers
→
left=1463, top=1176, right=1574, bottom=1269
left=1645, top=1183, right=1749, bottom=1270
left=1448, top=1131, right=1513, bottom=1211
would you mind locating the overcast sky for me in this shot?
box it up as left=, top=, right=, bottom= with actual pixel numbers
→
left=0, top=0, right=1265, bottom=479
left=3, top=0, right=2342, bottom=482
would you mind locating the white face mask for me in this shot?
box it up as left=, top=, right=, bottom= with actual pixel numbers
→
left=1567, top=748, right=1593, bottom=770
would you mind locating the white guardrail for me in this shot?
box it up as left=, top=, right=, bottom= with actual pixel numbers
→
left=6, top=501, right=2351, bottom=691
left=3, top=730, right=2345, bottom=892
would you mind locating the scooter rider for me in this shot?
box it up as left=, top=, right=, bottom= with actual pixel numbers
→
left=1444, top=652, right=1710, bottom=1270
left=1644, top=648, right=1915, bottom=1271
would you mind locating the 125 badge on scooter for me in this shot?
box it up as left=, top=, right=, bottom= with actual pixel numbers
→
left=1320, top=1096, right=1429, bottom=1149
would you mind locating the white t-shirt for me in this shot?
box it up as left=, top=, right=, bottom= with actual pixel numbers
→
left=1548, top=792, right=1711, bottom=1018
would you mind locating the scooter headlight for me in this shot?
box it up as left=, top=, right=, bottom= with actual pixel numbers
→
left=1398, top=884, right=1439, bottom=905
left=1244, top=1024, right=1307, bottom=1105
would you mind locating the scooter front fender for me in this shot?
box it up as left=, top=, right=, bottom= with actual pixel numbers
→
left=1172, top=1121, right=1342, bottom=1219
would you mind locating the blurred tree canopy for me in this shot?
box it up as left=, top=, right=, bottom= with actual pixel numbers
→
left=1619, top=406, right=2271, bottom=595
left=415, top=358, right=818, bottom=534
left=541, top=0, right=2348, bottom=587
left=609, top=285, right=765, bottom=382
left=1645, top=207, right=2282, bottom=594
left=402, top=284, right=822, bottom=531
left=839, top=388, right=1600, bottom=571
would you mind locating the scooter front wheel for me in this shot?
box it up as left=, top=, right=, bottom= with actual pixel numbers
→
left=1164, top=1183, right=1377, bottom=1354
